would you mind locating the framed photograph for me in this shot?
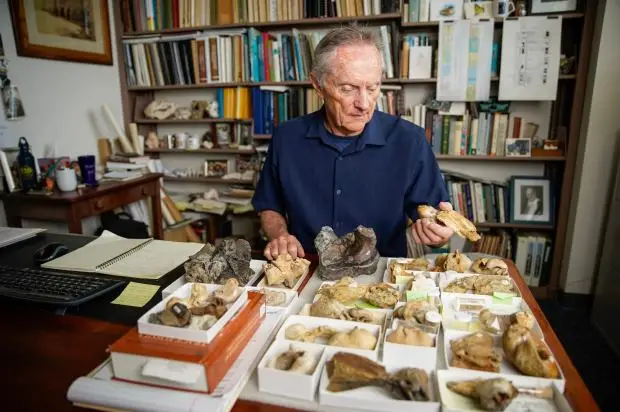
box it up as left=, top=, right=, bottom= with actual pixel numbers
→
left=529, top=0, right=578, bottom=14
left=9, top=0, right=113, bottom=65
left=510, top=177, right=554, bottom=224
left=505, top=138, right=532, bottom=157
left=204, top=159, right=233, bottom=177
left=430, top=0, right=464, bottom=21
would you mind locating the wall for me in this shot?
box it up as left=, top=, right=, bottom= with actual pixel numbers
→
left=0, top=0, right=124, bottom=232
left=561, top=0, right=620, bottom=294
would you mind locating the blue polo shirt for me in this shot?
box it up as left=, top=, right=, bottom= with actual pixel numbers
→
left=252, top=108, right=449, bottom=257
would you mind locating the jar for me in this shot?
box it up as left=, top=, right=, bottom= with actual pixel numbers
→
left=187, top=134, right=201, bottom=150
left=174, top=132, right=188, bottom=149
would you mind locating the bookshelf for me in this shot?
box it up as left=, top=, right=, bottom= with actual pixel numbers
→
left=112, top=1, right=598, bottom=299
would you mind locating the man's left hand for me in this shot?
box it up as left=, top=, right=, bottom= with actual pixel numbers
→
left=412, top=202, right=455, bottom=247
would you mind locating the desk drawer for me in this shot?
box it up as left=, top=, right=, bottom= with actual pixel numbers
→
left=88, top=184, right=155, bottom=214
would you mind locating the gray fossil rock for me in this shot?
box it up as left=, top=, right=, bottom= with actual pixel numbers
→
left=184, top=238, right=253, bottom=285
left=314, top=226, right=380, bottom=280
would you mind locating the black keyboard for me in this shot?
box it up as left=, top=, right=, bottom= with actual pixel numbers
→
left=0, top=265, right=126, bottom=306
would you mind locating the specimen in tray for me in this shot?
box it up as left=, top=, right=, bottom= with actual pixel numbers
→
left=447, top=378, right=553, bottom=412
left=479, top=309, right=535, bottom=335
left=263, top=253, right=311, bottom=288
left=450, top=332, right=503, bottom=372
left=434, top=251, right=473, bottom=272
left=503, top=324, right=560, bottom=379
left=148, top=282, right=239, bottom=330
left=386, top=326, right=434, bottom=347
left=316, top=277, right=400, bottom=308
left=284, top=324, right=377, bottom=350
left=418, top=205, right=481, bottom=242
left=309, top=295, right=384, bottom=325
left=471, top=258, right=509, bottom=276
left=393, top=300, right=441, bottom=331
left=443, top=274, right=515, bottom=295
left=184, top=238, right=253, bottom=285
left=261, top=288, right=287, bottom=307
left=326, top=352, right=430, bottom=401
left=267, top=344, right=317, bottom=375
left=405, top=273, right=437, bottom=292
left=389, top=258, right=431, bottom=279
left=314, top=225, right=380, bottom=280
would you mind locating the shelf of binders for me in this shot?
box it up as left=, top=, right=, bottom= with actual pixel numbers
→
left=400, top=12, right=585, bottom=27
left=163, top=176, right=254, bottom=184
left=128, top=75, right=576, bottom=92
left=122, top=13, right=402, bottom=37
left=145, top=148, right=256, bottom=155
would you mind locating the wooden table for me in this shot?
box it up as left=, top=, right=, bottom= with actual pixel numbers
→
left=0, top=173, right=164, bottom=239
left=0, top=261, right=599, bottom=412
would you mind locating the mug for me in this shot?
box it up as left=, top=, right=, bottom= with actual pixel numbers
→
left=56, top=168, right=78, bottom=192
left=174, top=132, right=188, bottom=149
left=464, top=1, right=493, bottom=18
left=494, top=0, right=515, bottom=18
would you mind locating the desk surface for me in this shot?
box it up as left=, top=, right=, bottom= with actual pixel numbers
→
left=0, top=234, right=599, bottom=412
left=0, top=173, right=163, bottom=203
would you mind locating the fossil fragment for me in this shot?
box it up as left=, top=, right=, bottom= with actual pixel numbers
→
left=190, top=296, right=227, bottom=318
left=341, top=308, right=384, bottom=325
left=326, top=352, right=430, bottom=401
left=188, top=314, right=218, bottom=330
left=471, top=258, right=509, bottom=276
left=263, top=253, right=311, bottom=288
left=503, top=324, right=560, bottom=379
left=389, top=258, right=431, bottom=280
left=444, top=274, right=515, bottom=295
left=284, top=324, right=338, bottom=343
left=267, top=345, right=317, bottom=375
left=386, top=326, right=433, bottom=347
left=213, top=278, right=241, bottom=304
left=393, top=300, right=439, bottom=326
left=314, top=226, right=380, bottom=281
left=434, top=251, right=473, bottom=272
left=310, top=295, right=348, bottom=319
left=144, top=100, right=177, bottom=120
left=447, top=378, right=554, bottom=412
left=184, top=238, right=253, bottom=285
left=150, top=298, right=192, bottom=327
left=317, top=276, right=369, bottom=303
left=418, top=205, right=481, bottom=242
left=450, top=332, right=503, bottom=372
left=364, top=283, right=400, bottom=308
left=479, top=309, right=535, bottom=335
left=327, top=327, right=377, bottom=350
left=187, top=283, right=210, bottom=308
left=262, top=288, right=287, bottom=306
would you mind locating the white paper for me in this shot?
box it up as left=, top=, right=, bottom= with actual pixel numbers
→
left=499, top=16, right=563, bottom=101
left=437, top=20, right=494, bottom=101
left=141, top=359, right=202, bottom=384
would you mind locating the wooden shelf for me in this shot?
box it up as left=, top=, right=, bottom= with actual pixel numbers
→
left=135, top=118, right=251, bottom=124
left=146, top=148, right=256, bottom=155
left=163, top=176, right=254, bottom=184
left=253, top=134, right=272, bottom=140
left=476, top=222, right=555, bottom=230
left=129, top=75, right=576, bottom=91
left=437, top=155, right=565, bottom=162
left=401, top=12, right=585, bottom=27
left=122, top=13, right=402, bottom=37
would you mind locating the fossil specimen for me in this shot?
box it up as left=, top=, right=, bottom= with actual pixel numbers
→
left=444, top=274, right=515, bottom=295
left=503, top=324, right=560, bottom=379
left=450, top=332, right=503, bottom=372
left=326, top=352, right=430, bottom=401
left=418, top=205, right=481, bottom=242
left=314, top=226, right=380, bottom=281
left=317, top=276, right=368, bottom=303
left=144, top=100, right=177, bottom=120
left=393, top=300, right=439, bottom=326
left=309, top=295, right=384, bottom=325
left=434, top=251, right=473, bottom=272
left=284, top=324, right=338, bottom=343
left=149, top=297, right=192, bottom=327
left=479, top=309, right=535, bottom=335
left=267, top=345, right=317, bottom=375
left=262, top=288, right=287, bottom=306
left=471, top=258, right=509, bottom=276
left=447, top=378, right=554, bottom=412
left=386, top=326, right=434, bottom=347
left=188, top=314, right=218, bottom=330
left=263, top=253, right=311, bottom=288
left=389, top=258, right=431, bottom=280
left=327, top=327, right=377, bottom=350
left=184, top=238, right=253, bottom=285
left=213, top=278, right=241, bottom=304
left=364, top=283, right=400, bottom=308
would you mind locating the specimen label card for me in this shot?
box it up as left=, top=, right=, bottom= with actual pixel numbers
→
left=499, top=16, right=563, bottom=101
left=437, top=19, right=494, bottom=101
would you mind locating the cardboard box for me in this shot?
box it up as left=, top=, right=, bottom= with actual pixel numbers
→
left=257, top=340, right=326, bottom=401
left=275, top=314, right=382, bottom=360
left=109, top=291, right=266, bottom=394
left=318, top=353, right=440, bottom=412
left=139, top=283, right=247, bottom=344
left=437, top=369, right=573, bottom=412
left=382, top=327, right=438, bottom=371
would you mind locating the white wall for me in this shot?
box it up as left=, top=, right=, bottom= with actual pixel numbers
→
left=0, top=0, right=124, bottom=233
left=561, top=0, right=620, bottom=294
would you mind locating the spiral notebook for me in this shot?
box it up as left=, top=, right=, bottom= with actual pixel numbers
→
left=42, top=231, right=204, bottom=280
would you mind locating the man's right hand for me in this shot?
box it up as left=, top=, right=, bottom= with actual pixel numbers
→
left=264, top=234, right=305, bottom=261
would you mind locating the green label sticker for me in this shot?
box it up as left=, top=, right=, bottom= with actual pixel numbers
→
left=406, top=290, right=428, bottom=301
left=492, top=292, right=517, bottom=305
left=355, top=300, right=378, bottom=309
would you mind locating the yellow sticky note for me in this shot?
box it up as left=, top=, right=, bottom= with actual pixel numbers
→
left=111, top=282, right=160, bottom=307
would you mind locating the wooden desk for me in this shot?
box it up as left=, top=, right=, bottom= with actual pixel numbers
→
left=0, top=261, right=599, bottom=412
left=0, top=173, right=164, bottom=239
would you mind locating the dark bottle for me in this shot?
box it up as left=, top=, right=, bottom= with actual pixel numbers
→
left=17, top=137, right=38, bottom=190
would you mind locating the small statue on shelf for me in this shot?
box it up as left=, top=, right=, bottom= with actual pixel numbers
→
left=145, top=132, right=160, bottom=149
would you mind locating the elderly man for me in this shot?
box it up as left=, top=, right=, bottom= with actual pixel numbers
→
left=252, top=24, right=454, bottom=260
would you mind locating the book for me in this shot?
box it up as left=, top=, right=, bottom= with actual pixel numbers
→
left=41, top=230, right=204, bottom=280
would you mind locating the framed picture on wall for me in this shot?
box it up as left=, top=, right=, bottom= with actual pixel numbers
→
left=9, top=0, right=113, bottom=65
left=510, top=176, right=554, bottom=225
left=529, top=0, right=578, bottom=15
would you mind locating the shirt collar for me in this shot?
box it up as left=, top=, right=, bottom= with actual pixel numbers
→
left=305, top=107, right=387, bottom=147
